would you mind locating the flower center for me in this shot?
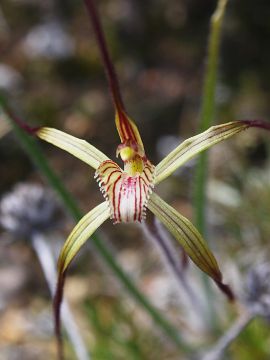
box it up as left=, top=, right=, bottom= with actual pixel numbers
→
left=95, top=144, right=155, bottom=223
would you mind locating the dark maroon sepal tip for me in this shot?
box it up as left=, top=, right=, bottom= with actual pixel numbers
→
left=53, top=270, right=66, bottom=360
left=215, top=280, right=235, bottom=302
left=14, top=115, right=41, bottom=135
left=4, top=105, right=41, bottom=135
left=240, top=119, right=270, bottom=131
left=180, top=249, right=189, bottom=270
left=5, top=108, right=41, bottom=135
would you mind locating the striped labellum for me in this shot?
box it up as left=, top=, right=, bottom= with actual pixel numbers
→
left=95, top=156, right=155, bottom=223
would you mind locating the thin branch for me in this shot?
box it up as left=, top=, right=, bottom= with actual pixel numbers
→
left=31, top=233, right=90, bottom=360
left=200, top=311, right=254, bottom=360
left=143, top=215, right=204, bottom=319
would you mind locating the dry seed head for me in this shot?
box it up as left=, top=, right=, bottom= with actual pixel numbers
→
left=245, top=263, right=270, bottom=320
left=0, top=183, right=60, bottom=237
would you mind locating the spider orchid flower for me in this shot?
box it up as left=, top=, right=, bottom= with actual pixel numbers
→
left=34, top=0, right=270, bottom=357
left=35, top=0, right=270, bottom=306
left=38, top=115, right=252, bottom=294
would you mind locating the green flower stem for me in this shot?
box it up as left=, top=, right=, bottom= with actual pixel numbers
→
left=0, top=101, right=188, bottom=351
left=193, top=0, right=229, bottom=326
left=198, top=0, right=228, bottom=133
left=195, top=0, right=229, bottom=233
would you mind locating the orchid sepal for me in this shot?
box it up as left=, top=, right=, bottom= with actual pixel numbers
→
left=58, top=201, right=110, bottom=273
left=37, top=127, right=109, bottom=170
left=147, top=192, right=222, bottom=283
left=155, top=121, right=250, bottom=184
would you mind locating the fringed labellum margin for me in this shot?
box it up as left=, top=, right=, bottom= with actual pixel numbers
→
left=95, top=152, right=155, bottom=223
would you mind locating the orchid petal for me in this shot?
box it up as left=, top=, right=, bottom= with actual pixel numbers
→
left=115, top=111, right=145, bottom=153
left=37, top=127, right=109, bottom=170
left=96, top=159, right=155, bottom=223
left=155, top=121, right=249, bottom=184
left=58, top=201, right=110, bottom=273
left=147, top=192, right=222, bottom=282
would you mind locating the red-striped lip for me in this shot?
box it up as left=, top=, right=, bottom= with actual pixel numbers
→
left=95, top=159, right=155, bottom=223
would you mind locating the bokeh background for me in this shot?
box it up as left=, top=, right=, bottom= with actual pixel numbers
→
left=1, top=0, right=270, bottom=359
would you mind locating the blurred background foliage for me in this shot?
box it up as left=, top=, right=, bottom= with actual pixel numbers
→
left=1, top=0, right=270, bottom=359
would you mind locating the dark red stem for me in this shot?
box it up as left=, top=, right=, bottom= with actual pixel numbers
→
left=83, top=0, right=126, bottom=114
left=2, top=103, right=40, bottom=135
left=53, top=270, right=67, bottom=360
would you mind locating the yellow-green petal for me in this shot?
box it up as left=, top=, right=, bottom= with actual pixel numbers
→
left=147, top=192, right=222, bottom=282
left=37, top=127, right=109, bottom=170
left=155, top=121, right=249, bottom=184
left=58, top=201, right=110, bottom=273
